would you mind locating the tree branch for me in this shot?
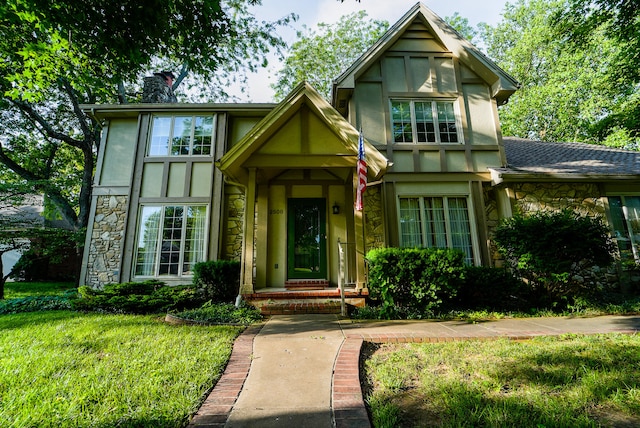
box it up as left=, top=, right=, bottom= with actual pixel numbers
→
left=173, top=64, right=189, bottom=91
left=0, top=143, right=79, bottom=228
left=59, top=78, right=92, bottom=140
left=10, top=99, right=87, bottom=149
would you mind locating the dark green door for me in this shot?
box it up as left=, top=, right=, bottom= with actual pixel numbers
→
left=287, top=198, right=327, bottom=279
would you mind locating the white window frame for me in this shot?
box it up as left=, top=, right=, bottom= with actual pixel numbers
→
left=390, top=99, right=464, bottom=144
left=147, top=115, right=216, bottom=157
left=397, top=195, right=479, bottom=265
left=133, top=204, right=209, bottom=278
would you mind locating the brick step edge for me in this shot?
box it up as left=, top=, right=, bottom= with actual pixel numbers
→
left=261, top=302, right=345, bottom=315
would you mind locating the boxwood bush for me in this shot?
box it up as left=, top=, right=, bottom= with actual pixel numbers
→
left=366, top=247, right=466, bottom=319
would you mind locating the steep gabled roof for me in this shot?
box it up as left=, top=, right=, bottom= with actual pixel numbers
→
left=217, top=82, right=389, bottom=184
left=490, top=137, right=640, bottom=183
left=332, top=2, right=520, bottom=110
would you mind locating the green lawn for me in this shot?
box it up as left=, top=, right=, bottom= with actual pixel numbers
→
left=4, top=281, right=76, bottom=299
left=365, top=334, right=640, bottom=427
left=0, top=310, right=242, bottom=427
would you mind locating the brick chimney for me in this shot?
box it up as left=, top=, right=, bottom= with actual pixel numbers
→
left=142, top=71, right=178, bottom=103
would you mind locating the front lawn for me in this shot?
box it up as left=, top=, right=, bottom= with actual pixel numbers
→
left=0, top=311, right=242, bottom=427
left=365, top=334, right=640, bottom=427
left=4, top=281, right=75, bottom=298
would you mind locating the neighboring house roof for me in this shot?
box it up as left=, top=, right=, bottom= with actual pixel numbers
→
left=0, top=194, right=44, bottom=229
left=217, top=82, right=390, bottom=185
left=332, top=2, right=520, bottom=111
left=490, top=137, right=640, bottom=184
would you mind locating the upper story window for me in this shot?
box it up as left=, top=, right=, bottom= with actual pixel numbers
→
left=391, top=100, right=463, bottom=144
left=148, top=115, right=215, bottom=156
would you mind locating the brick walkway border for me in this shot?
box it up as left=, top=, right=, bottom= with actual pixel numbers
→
left=188, top=324, right=262, bottom=428
left=190, top=323, right=639, bottom=428
left=331, top=328, right=640, bottom=428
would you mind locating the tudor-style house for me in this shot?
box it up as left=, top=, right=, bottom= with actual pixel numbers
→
left=80, top=3, right=640, bottom=307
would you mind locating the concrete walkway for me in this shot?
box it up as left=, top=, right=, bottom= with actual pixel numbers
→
left=188, top=314, right=640, bottom=428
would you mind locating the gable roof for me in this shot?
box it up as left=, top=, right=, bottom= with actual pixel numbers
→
left=490, top=137, right=640, bottom=183
left=332, top=2, right=520, bottom=111
left=217, top=82, right=390, bottom=184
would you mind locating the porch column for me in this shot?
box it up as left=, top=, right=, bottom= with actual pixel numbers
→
left=240, top=168, right=257, bottom=294
left=353, top=172, right=366, bottom=291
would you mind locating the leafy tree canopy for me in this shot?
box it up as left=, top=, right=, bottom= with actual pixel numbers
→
left=272, top=11, right=389, bottom=101
left=481, top=0, right=637, bottom=147
left=2, top=0, right=295, bottom=101
left=0, top=0, right=294, bottom=231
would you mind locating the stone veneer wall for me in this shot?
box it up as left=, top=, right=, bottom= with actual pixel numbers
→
left=223, top=192, right=245, bottom=261
left=510, top=183, right=607, bottom=217
left=85, top=195, right=128, bottom=287
left=364, top=186, right=385, bottom=252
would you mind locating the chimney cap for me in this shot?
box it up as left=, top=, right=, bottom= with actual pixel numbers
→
left=154, top=71, right=176, bottom=80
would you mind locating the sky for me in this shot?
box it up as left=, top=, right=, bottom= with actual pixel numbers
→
left=230, top=0, right=511, bottom=102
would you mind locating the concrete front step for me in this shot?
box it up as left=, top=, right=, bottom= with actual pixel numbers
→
left=243, top=288, right=368, bottom=315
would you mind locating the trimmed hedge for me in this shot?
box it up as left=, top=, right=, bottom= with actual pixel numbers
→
left=366, top=247, right=466, bottom=319
left=73, top=280, right=205, bottom=314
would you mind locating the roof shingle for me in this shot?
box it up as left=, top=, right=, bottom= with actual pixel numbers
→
left=501, top=137, right=640, bottom=176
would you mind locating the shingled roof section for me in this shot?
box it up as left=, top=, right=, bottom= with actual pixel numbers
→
left=490, top=137, right=640, bottom=184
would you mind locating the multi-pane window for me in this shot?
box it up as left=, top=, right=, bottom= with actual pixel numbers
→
left=398, top=196, right=474, bottom=264
left=391, top=100, right=462, bottom=144
left=135, top=205, right=208, bottom=277
left=148, top=115, right=214, bottom=156
left=608, top=196, right=640, bottom=262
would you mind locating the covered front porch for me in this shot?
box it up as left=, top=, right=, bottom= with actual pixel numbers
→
left=216, top=82, right=388, bottom=304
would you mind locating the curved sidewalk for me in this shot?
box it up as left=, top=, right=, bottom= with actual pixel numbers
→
left=188, top=314, right=640, bottom=428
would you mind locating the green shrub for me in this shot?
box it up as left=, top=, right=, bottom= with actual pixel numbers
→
left=72, top=280, right=205, bottom=314
left=193, top=260, right=241, bottom=303
left=493, top=209, right=616, bottom=305
left=0, top=295, right=73, bottom=314
left=171, top=301, right=262, bottom=325
left=366, top=247, right=466, bottom=319
left=454, top=266, right=530, bottom=312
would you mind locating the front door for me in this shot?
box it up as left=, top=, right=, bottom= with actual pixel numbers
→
left=287, top=198, right=327, bottom=279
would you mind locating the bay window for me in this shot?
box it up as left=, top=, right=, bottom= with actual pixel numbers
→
left=391, top=100, right=462, bottom=144
left=148, top=115, right=215, bottom=156
left=135, top=205, right=208, bottom=277
left=399, top=196, right=475, bottom=264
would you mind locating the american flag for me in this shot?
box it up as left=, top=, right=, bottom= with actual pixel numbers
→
left=355, top=128, right=367, bottom=211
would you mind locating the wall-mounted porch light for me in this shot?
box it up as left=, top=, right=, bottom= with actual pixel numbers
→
left=332, top=202, right=340, bottom=214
